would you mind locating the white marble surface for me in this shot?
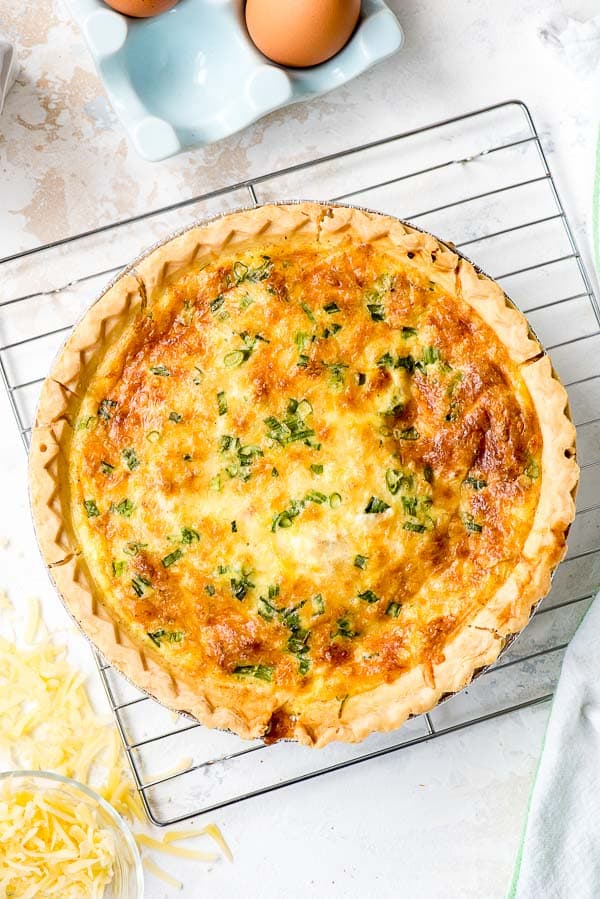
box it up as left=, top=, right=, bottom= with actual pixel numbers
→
left=0, top=0, right=597, bottom=895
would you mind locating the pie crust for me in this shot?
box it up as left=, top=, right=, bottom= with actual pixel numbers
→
left=29, top=202, right=578, bottom=747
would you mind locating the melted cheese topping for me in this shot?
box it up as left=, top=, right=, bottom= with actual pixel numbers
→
left=67, top=239, right=542, bottom=733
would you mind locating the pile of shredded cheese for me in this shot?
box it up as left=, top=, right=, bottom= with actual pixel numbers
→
left=0, top=783, right=117, bottom=898
left=0, top=592, right=233, bottom=894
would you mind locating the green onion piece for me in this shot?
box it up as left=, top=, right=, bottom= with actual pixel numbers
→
left=210, top=475, right=221, bottom=492
left=97, top=398, right=117, bottom=420
left=131, top=574, right=151, bottom=596
left=100, top=461, right=114, bottom=475
left=123, top=542, right=147, bottom=556
left=150, top=364, right=170, bottom=377
left=298, top=657, right=310, bottom=675
left=210, top=295, right=225, bottom=314
left=356, top=372, right=367, bottom=386
left=217, top=391, right=227, bottom=416
left=258, top=596, right=277, bottom=621
left=84, top=499, right=100, bottom=518
left=329, top=493, right=342, bottom=509
left=401, top=496, right=418, bottom=516
left=385, top=469, right=405, bottom=496
left=122, top=448, right=140, bottom=470
left=147, top=629, right=183, bottom=647
left=462, top=513, right=483, bottom=533
left=324, top=362, right=348, bottom=390
left=231, top=520, right=237, bottom=532
left=401, top=327, right=418, bottom=338
left=403, top=521, right=426, bottom=533
left=424, top=465, right=434, bottom=484
left=224, top=350, right=246, bottom=368
left=305, top=490, right=327, bottom=504
left=205, top=584, right=216, bottom=596
left=358, top=589, right=380, bottom=604
left=146, top=430, right=161, bottom=443
left=367, top=304, right=385, bottom=322
left=422, top=346, right=441, bottom=366
left=112, top=560, right=127, bottom=576
left=272, top=467, right=279, bottom=477
left=396, top=355, right=415, bottom=373
left=114, top=499, right=134, bottom=517
left=312, top=594, right=325, bottom=615
left=525, top=456, right=540, bottom=479
left=230, top=572, right=255, bottom=601
left=364, top=496, right=390, bottom=514
left=323, top=302, right=340, bottom=314
left=169, top=412, right=182, bottom=423
left=310, top=463, right=323, bottom=475
left=301, top=302, right=316, bottom=323
left=377, top=352, right=394, bottom=368
left=233, top=664, right=274, bottom=682
left=386, top=601, right=401, bottom=617
left=297, top=354, right=309, bottom=368
left=181, top=527, right=200, bottom=544
left=333, top=618, right=359, bottom=639
left=397, top=426, right=420, bottom=441
left=354, top=555, right=368, bottom=569
left=162, top=548, right=183, bottom=568
left=76, top=415, right=96, bottom=430
left=464, top=476, right=487, bottom=490
left=296, top=399, right=313, bottom=417
left=192, top=366, right=204, bottom=385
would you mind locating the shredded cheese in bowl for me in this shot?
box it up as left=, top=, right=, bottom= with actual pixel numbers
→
left=0, top=771, right=143, bottom=898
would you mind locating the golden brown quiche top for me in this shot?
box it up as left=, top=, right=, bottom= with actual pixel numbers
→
left=29, top=203, right=578, bottom=747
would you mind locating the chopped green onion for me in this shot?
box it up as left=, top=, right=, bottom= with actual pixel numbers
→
left=386, top=601, right=401, bottom=617
left=310, top=463, right=323, bottom=475
left=464, top=477, right=487, bottom=490
left=525, top=456, right=540, bottom=480
left=364, top=496, right=390, bottom=514
left=230, top=572, right=255, bottom=601
left=181, top=527, right=200, bottom=544
left=354, top=555, right=368, bottom=569
left=356, top=372, right=367, bottom=386
left=272, top=467, right=279, bottom=477
left=169, top=412, right=182, bottom=423
left=147, top=629, right=183, bottom=647
left=424, top=465, right=434, bottom=483
left=192, top=366, right=204, bottom=385
left=146, top=430, right=161, bottom=443
left=301, top=302, right=316, bottom=323
left=367, top=304, right=386, bottom=322
left=205, top=584, right=216, bottom=596
left=385, top=468, right=412, bottom=496
left=217, top=391, right=227, bottom=416
left=183, top=453, right=192, bottom=461
left=377, top=352, right=394, bottom=368
left=358, top=589, right=380, bottom=604
left=323, top=302, right=340, bottom=314
left=123, top=542, right=147, bottom=556
left=297, top=355, right=309, bottom=368
left=122, top=448, right=140, bottom=470
left=401, top=327, right=417, bottom=338
left=258, top=595, right=278, bottom=621
left=97, top=398, right=117, bottom=420
left=76, top=415, right=96, bottom=430
left=231, top=520, right=237, bottom=532
left=224, top=350, right=245, bottom=368
left=114, top=498, right=134, bottom=517
left=312, top=594, right=325, bottom=615
left=322, top=323, right=342, bottom=338
left=162, top=548, right=183, bottom=568
left=298, top=657, right=310, bottom=675
left=210, top=295, right=225, bottom=314
left=401, top=496, right=418, bottom=516
left=403, top=521, right=426, bottom=533
left=397, top=426, right=420, bottom=441
left=295, top=331, right=310, bottom=350
left=100, top=460, right=114, bottom=475
left=462, top=513, right=483, bottom=533
left=84, top=499, right=100, bottom=518
left=422, top=346, right=441, bottom=366
left=150, top=364, right=170, bottom=377
left=323, top=362, right=348, bottom=390
left=233, top=664, right=274, bottom=682
left=112, top=560, right=127, bottom=577
left=333, top=618, right=359, bottom=639
left=210, top=475, right=222, bottom=492
left=131, top=574, right=151, bottom=596
left=305, top=490, right=327, bottom=504
left=329, top=493, right=342, bottom=509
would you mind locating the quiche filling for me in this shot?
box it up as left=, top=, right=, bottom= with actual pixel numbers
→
left=68, top=239, right=542, bottom=717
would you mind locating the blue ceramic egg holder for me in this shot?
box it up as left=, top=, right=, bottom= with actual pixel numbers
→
left=67, top=0, right=403, bottom=161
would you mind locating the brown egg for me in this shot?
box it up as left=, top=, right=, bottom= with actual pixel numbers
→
left=103, top=0, right=180, bottom=17
left=245, top=0, right=361, bottom=68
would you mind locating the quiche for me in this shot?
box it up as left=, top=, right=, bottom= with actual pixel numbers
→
left=29, top=202, right=578, bottom=747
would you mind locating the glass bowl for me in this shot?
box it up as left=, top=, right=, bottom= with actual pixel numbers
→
left=0, top=770, right=144, bottom=898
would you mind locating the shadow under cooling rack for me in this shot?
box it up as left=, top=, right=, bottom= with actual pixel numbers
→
left=1, top=100, right=599, bottom=826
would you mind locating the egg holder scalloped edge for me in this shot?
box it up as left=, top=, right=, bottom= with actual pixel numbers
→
left=66, top=0, right=404, bottom=161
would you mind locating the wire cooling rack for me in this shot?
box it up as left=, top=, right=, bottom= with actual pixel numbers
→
left=1, top=101, right=599, bottom=826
